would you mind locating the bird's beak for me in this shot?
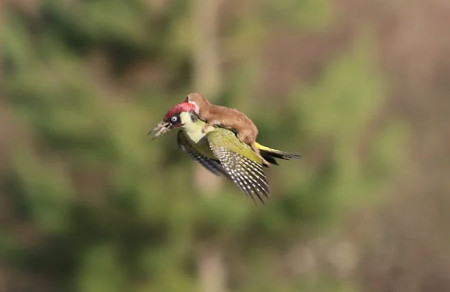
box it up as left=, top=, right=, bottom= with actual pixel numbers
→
left=148, top=121, right=172, bottom=139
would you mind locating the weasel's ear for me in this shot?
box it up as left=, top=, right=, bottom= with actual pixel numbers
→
left=185, top=95, right=190, bottom=101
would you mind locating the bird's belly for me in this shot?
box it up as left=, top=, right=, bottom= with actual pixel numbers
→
left=184, top=129, right=217, bottom=160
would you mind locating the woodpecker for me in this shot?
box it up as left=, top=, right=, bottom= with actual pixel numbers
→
left=150, top=101, right=300, bottom=203
left=185, top=93, right=270, bottom=166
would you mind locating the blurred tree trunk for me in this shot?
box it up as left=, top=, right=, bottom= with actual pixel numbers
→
left=191, top=0, right=226, bottom=292
left=197, top=241, right=227, bottom=292
left=192, top=0, right=223, bottom=195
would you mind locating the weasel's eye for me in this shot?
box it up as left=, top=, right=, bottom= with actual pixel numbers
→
left=190, top=113, right=198, bottom=122
left=171, top=116, right=178, bottom=123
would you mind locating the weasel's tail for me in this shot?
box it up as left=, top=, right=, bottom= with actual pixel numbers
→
left=255, top=142, right=301, bottom=165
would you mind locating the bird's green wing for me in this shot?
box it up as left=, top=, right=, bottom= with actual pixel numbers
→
left=177, top=130, right=230, bottom=178
left=208, top=129, right=264, bottom=162
left=207, top=130, right=270, bottom=203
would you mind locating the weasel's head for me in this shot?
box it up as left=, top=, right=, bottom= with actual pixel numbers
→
left=185, top=92, right=209, bottom=114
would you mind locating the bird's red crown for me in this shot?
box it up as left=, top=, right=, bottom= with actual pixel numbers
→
left=163, top=101, right=196, bottom=121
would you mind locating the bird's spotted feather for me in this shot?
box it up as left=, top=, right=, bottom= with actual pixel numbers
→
left=177, top=121, right=272, bottom=204
left=209, top=145, right=269, bottom=203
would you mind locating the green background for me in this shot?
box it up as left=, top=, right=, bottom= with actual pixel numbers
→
left=1, top=0, right=449, bottom=291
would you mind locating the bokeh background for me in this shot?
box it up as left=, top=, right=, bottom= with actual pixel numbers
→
left=1, top=0, right=449, bottom=291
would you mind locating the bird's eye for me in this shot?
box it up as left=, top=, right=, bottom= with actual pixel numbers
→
left=171, top=116, right=178, bottom=123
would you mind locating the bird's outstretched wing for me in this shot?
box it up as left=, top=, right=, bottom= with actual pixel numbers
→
left=177, top=130, right=230, bottom=178
left=207, top=130, right=270, bottom=204
left=178, top=127, right=270, bottom=204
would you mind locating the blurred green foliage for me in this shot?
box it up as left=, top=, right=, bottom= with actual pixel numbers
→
left=0, top=0, right=406, bottom=291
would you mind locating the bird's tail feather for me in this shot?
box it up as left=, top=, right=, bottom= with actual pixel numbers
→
left=255, top=142, right=301, bottom=165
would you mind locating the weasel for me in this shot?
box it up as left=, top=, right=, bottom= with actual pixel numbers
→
left=185, top=92, right=270, bottom=166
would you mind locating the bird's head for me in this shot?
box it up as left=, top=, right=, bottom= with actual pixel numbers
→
left=149, top=101, right=196, bottom=138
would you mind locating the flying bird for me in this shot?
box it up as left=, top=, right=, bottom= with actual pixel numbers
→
left=150, top=101, right=300, bottom=203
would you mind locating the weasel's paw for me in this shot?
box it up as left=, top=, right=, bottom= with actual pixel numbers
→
left=202, top=125, right=214, bottom=133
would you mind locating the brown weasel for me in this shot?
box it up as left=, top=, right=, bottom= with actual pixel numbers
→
left=185, top=92, right=270, bottom=166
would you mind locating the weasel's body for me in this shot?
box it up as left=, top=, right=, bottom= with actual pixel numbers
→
left=186, top=93, right=270, bottom=166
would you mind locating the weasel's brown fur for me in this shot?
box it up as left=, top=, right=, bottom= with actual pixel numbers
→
left=186, top=93, right=270, bottom=166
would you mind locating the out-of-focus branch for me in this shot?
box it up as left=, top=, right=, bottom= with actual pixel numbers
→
left=191, top=0, right=227, bottom=292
